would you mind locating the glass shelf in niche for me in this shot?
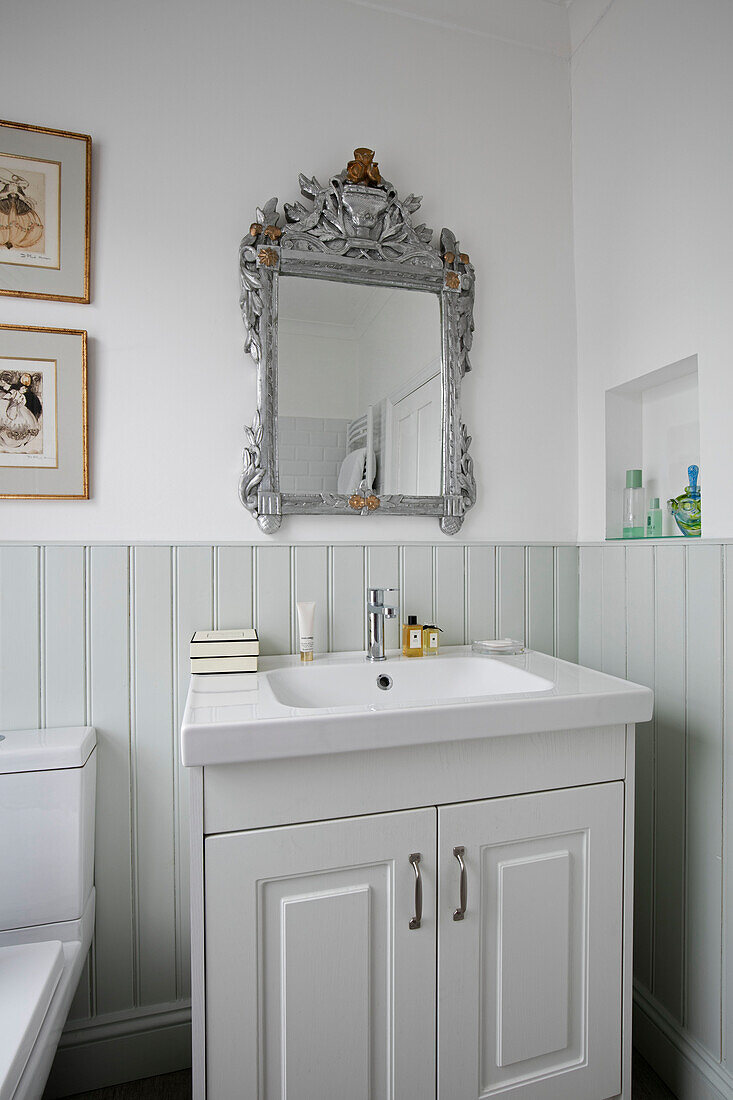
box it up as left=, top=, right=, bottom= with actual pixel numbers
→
left=605, top=534, right=692, bottom=541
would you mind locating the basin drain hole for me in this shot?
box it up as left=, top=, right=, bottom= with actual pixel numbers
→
left=376, top=674, right=393, bottom=691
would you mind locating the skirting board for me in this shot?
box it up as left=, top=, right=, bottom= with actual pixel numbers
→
left=44, top=1003, right=192, bottom=1098
left=43, top=989, right=733, bottom=1100
left=633, top=986, right=732, bottom=1100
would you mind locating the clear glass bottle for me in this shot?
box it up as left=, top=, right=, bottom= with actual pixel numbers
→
left=422, top=624, right=441, bottom=656
left=623, top=469, right=644, bottom=539
left=402, top=615, right=423, bottom=658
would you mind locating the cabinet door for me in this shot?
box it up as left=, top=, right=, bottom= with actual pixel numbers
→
left=438, top=783, right=624, bottom=1100
left=205, top=808, right=436, bottom=1100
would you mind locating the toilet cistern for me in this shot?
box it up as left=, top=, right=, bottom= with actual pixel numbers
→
left=366, top=587, right=399, bottom=661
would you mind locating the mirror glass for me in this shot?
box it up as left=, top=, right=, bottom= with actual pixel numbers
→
left=277, top=276, right=443, bottom=498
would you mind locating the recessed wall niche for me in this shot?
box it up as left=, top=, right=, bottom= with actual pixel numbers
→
left=605, top=355, right=700, bottom=539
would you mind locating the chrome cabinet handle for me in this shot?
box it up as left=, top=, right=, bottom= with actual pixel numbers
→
left=453, top=846, right=467, bottom=921
left=409, top=853, right=422, bottom=930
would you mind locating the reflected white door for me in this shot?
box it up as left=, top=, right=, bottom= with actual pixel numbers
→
left=388, top=373, right=441, bottom=495
left=205, top=808, right=437, bottom=1100
left=438, top=784, right=624, bottom=1100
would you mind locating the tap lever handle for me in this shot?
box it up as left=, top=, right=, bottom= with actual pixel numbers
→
left=368, top=586, right=399, bottom=606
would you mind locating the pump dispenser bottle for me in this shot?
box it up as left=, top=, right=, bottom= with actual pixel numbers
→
left=646, top=497, right=662, bottom=538
left=402, top=615, right=423, bottom=658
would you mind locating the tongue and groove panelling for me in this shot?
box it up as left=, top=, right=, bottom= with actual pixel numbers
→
left=579, top=541, right=731, bottom=1085
left=0, top=541, right=577, bottom=1089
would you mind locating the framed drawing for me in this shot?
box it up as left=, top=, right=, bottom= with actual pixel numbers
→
left=0, top=120, right=91, bottom=302
left=0, top=324, right=88, bottom=499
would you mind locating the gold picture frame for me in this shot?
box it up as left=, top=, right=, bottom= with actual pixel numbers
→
left=0, top=119, right=91, bottom=303
left=0, top=324, right=88, bottom=499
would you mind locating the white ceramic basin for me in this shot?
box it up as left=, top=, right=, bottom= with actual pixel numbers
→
left=268, top=655, right=553, bottom=709
left=181, top=646, right=654, bottom=767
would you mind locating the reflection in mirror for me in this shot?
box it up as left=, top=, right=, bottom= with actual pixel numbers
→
left=278, top=276, right=443, bottom=499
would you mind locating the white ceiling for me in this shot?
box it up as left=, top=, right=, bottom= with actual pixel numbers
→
left=280, top=279, right=393, bottom=336
left=343, top=0, right=607, bottom=59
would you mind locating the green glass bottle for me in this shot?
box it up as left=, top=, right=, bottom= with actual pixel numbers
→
left=623, top=469, right=644, bottom=539
left=667, top=465, right=701, bottom=537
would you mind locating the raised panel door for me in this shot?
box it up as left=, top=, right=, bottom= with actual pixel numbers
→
left=386, top=372, right=441, bottom=495
left=205, top=808, right=436, bottom=1099
left=438, top=783, right=624, bottom=1100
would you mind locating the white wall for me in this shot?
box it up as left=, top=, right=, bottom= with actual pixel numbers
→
left=572, top=0, right=733, bottom=540
left=278, top=332, right=358, bottom=420
left=357, top=289, right=440, bottom=411
left=0, top=0, right=577, bottom=543
left=573, top=6, right=733, bottom=1096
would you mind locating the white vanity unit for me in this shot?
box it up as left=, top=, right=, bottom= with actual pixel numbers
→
left=181, top=647, right=652, bottom=1100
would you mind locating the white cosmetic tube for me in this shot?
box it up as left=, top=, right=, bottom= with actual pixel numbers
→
left=297, top=601, right=316, bottom=662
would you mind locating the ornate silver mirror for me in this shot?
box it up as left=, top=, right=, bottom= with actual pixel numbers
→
left=239, top=148, right=475, bottom=534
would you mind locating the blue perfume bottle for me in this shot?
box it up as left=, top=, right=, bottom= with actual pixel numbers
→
left=667, top=465, right=701, bottom=537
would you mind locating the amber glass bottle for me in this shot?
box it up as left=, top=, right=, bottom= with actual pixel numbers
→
left=402, top=614, right=423, bottom=658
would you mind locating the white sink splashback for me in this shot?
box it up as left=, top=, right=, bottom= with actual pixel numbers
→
left=181, top=646, right=653, bottom=767
left=268, top=654, right=553, bottom=709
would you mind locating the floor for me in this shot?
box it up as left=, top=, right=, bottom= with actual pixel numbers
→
left=64, top=1053, right=678, bottom=1099
left=64, top=1072, right=191, bottom=1100
left=633, top=1054, right=679, bottom=1099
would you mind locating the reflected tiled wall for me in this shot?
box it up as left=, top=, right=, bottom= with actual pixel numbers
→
left=278, top=416, right=348, bottom=494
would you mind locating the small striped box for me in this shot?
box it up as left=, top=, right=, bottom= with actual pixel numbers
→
left=190, top=629, right=259, bottom=674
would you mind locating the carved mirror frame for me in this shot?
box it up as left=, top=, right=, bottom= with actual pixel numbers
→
left=238, top=149, right=475, bottom=534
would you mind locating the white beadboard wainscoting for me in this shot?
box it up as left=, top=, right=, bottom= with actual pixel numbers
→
left=0, top=541, right=577, bottom=1095
left=579, top=541, right=733, bottom=1100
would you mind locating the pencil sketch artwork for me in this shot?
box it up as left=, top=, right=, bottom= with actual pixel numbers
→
left=0, top=167, right=44, bottom=251
left=0, top=153, right=60, bottom=268
left=0, top=359, right=57, bottom=467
